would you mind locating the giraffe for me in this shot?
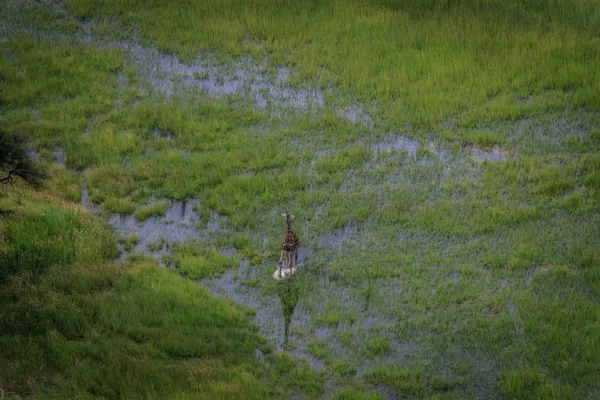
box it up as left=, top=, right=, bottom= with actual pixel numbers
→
left=280, top=210, right=300, bottom=277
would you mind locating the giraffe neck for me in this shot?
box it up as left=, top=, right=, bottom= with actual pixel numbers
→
left=285, top=216, right=292, bottom=232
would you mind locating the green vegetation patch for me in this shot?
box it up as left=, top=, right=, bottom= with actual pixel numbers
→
left=269, top=352, right=324, bottom=397
left=498, top=368, right=572, bottom=400
left=332, top=387, right=386, bottom=400
left=135, top=201, right=170, bottom=221
left=174, top=243, right=237, bottom=280
left=0, top=38, right=122, bottom=110
left=307, top=340, right=329, bottom=360
left=331, top=360, right=357, bottom=377
left=365, top=336, right=393, bottom=357
left=365, top=366, right=425, bottom=397
left=0, top=186, right=117, bottom=282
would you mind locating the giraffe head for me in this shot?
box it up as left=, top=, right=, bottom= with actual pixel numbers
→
left=282, top=210, right=294, bottom=219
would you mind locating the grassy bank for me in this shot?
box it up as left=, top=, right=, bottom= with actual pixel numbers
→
left=0, top=183, right=331, bottom=399
left=0, top=183, right=262, bottom=398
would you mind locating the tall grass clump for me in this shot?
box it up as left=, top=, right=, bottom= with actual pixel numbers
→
left=174, top=243, right=237, bottom=279
left=0, top=187, right=116, bottom=281
left=134, top=200, right=170, bottom=221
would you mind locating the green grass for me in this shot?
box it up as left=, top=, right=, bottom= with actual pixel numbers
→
left=364, top=366, right=425, bottom=397
left=269, top=353, right=323, bottom=397
left=118, top=234, right=140, bottom=252
left=332, top=387, right=386, bottom=400
left=331, top=360, right=357, bottom=377
left=313, top=312, right=356, bottom=328
left=104, top=196, right=137, bottom=214
left=135, top=201, right=170, bottom=221
left=364, top=336, right=393, bottom=357
left=307, top=340, right=328, bottom=360
left=174, top=244, right=237, bottom=280
left=498, top=368, right=572, bottom=400
left=0, top=187, right=117, bottom=282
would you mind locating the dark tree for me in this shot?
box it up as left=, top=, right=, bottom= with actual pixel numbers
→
left=0, top=130, right=45, bottom=187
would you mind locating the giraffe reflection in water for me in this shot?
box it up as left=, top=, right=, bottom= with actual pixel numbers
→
left=276, top=276, right=300, bottom=348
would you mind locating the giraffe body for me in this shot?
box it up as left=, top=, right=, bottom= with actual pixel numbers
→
left=275, top=211, right=300, bottom=279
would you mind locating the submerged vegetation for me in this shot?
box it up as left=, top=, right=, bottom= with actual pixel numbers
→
left=1, top=0, right=599, bottom=398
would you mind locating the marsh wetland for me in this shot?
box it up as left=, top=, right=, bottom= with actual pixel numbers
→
left=1, top=0, right=599, bottom=399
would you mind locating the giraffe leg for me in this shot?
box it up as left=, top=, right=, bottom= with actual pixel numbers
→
left=278, top=261, right=281, bottom=279
left=283, top=251, right=287, bottom=277
left=278, top=251, right=283, bottom=279
left=277, top=250, right=285, bottom=279
left=281, top=251, right=287, bottom=277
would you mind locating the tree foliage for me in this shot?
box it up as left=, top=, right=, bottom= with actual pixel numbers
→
left=0, top=130, right=45, bottom=187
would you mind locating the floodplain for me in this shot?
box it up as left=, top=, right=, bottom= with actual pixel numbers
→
left=1, top=0, right=599, bottom=398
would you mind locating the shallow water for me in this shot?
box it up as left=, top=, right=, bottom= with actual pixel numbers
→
left=471, top=146, right=506, bottom=162
left=55, top=147, right=65, bottom=167
left=204, top=262, right=327, bottom=372
left=70, top=22, right=330, bottom=114
left=372, top=135, right=418, bottom=156
left=318, top=225, right=358, bottom=249
left=79, top=188, right=98, bottom=213
left=202, top=246, right=420, bottom=383
left=107, top=199, right=200, bottom=260
left=341, top=104, right=374, bottom=126
left=203, top=260, right=328, bottom=370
